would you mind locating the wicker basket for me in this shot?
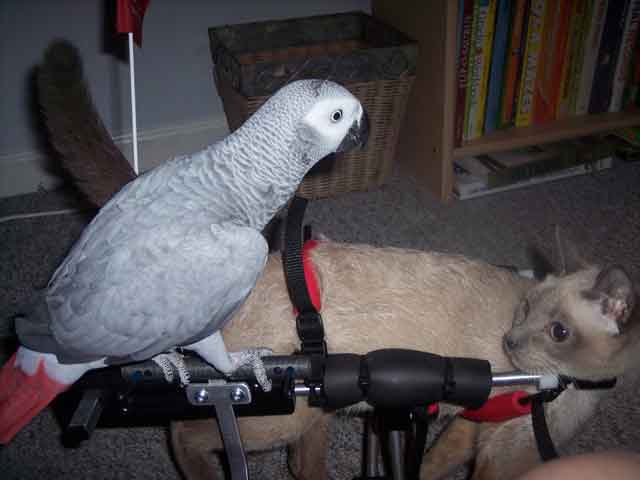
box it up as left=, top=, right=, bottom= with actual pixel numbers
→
left=209, top=12, right=417, bottom=199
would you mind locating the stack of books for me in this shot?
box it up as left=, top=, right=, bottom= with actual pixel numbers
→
left=452, top=134, right=619, bottom=199
left=455, top=0, right=640, bottom=146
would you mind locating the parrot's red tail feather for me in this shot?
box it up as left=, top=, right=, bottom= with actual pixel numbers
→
left=0, top=352, right=69, bottom=444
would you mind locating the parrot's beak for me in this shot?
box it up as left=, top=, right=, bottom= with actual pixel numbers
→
left=336, top=109, right=369, bottom=153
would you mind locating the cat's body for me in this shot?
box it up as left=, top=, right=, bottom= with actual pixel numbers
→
left=170, top=238, right=639, bottom=480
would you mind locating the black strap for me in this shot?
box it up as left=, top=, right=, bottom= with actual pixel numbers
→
left=282, top=196, right=326, bottom=356
left=530, top=394, right=559, bottom=461
left=563, top=377, right=617, bottom=390
left=524, top=376, right=617, bottom=463
left=521, top=384, right=565, bottom=463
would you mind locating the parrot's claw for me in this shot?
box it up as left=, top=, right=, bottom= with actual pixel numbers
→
left=228, top=348, right=273, bottom=392
left=151, top=351, right=191, bottom=386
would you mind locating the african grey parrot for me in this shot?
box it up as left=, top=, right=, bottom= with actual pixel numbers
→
left=0, top=40, right=368, bottom=444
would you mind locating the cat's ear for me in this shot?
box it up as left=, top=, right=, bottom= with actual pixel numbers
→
left=581, top=265, right=636, bottom=335
left=552, top=226, right=588, bottom=275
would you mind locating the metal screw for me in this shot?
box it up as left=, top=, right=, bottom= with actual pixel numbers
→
left=194, top=388, right=209, bottom=403
left=230, top=387, right=247, bottom=402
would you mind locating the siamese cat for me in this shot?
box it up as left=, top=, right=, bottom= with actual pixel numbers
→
left=169, top=232, right=638, bottom=480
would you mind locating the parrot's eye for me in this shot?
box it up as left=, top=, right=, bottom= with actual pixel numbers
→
left=330, top=109, right=343, bottom=123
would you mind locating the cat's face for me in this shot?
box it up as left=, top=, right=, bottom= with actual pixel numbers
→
left=503, top=266, right=637, bottom=381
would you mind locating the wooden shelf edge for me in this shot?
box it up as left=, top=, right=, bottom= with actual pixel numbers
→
left=453, top=111, right=640, bottom=159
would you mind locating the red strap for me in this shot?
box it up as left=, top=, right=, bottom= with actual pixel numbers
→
left=460, top=391, right=531, bottom=422
left=291, top=240, right=322, bottom=313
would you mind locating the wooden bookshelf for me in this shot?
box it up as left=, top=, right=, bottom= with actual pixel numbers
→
left=456, top=111, right=640, bottom=158
left=372, top=0, right=640, bottom=202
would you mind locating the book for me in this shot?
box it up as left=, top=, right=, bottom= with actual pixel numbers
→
left=612, top=126, right=640, bottom=147
left=515, top=0, right=547, bottom=127
left=466, top=0, right=498, bottom=140
left=575, top=0, right=609, bottom=115
left=566, top=0, right=594, bottom=115
left=609, top=0, right=640, bottom=112
left=500, top=0, right=530, bottom=127
left=623, top=34, right=640, bottom=109
left=464, top=0, right=486, bottom=141
left=475, top=0, right=498, bottom=136
left=459, top=136, right=618, bottom=188
left=454, top=0, right=475, bottom=146
left=484, top=0, right=513, bottom=134
left=589, top=0, right=632, bottom=113
left=557, top=0, right=586, bottom=117
left=453, top=155, right=615, bottom=199
left=532, top=0, right=572, bottom=123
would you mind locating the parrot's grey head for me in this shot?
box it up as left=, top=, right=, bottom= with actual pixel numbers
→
left=249, top=79, right=369, bottom=172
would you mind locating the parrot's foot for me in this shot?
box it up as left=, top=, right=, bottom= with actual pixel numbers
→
left=228, top=348, right=273, bottom=392
left=151, top=351, right=191, bottom=386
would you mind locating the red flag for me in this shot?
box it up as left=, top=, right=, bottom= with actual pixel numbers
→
left=116, top=0, right=151, bottom=46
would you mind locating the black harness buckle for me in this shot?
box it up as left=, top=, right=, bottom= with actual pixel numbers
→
left=296, top=310, right=327, bottom=356
left=283, top=196, right=327, bottom=358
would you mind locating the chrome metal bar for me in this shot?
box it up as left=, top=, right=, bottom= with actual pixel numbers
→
left=293, top=383, right=322, bottom=397
left=185, top=382, right=252, bottom=480
left=293, top=384, right=310, bottom=396
left=492, top=372, right=559, bottom=390
left=388, top=430, right=405, bottom=480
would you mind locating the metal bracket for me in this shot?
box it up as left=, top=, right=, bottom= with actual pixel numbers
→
left=63, top=388, right=106, bottom=446
left=186, top=381, right=252, bottom=480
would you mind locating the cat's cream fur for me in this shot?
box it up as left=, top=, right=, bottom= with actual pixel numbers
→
left=170, top=238, right=638, bottom=480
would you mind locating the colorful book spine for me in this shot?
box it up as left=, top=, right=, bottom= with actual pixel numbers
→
left=455, top=0, right=475, bottom=146
left=484, top=0, right=513, bottom=134
left=589, top=0, right=632, bottom=113
left=609, top=0, right=640, bottom=112
left=533, top=0, right=572, bottom=123
left=500, top=0, right=530, bottom=127
left=465, top=0, right=493, bottom=140
left=556, top=0, right=584, bottom=117
left=623, top=34, right=640, bottom=109
left=475, top=0, right=498, bottom=137
left=515, top=0, right=547, bottom=127
left=567, top=0, right=593, bottom=115
left=634, top=36, right=640, bottom=108
left=575, top=0, right=609, bottom=115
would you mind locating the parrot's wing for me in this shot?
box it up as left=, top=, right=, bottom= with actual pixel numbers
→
left=45, top=221, right=268, bottom=363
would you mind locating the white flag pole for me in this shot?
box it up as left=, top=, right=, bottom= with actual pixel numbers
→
left=127, top=31, right=140, bottom=175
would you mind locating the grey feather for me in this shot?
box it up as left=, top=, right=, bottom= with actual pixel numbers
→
left=49, top=223, right=267, bottom=363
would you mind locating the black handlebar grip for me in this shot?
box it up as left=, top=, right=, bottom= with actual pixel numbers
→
left=323, top=354, right=365, bottom=409
left=361, top=349, right=492, bottom=410
left=445, top=357, right=492, bottom=409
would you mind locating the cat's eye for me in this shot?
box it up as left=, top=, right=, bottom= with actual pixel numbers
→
left=331, top=109, right=343, bottom=123
left=549, top=322, right=570, bottom=342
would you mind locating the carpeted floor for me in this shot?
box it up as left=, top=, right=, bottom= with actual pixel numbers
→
left=1, top=160, right=640, bottom=479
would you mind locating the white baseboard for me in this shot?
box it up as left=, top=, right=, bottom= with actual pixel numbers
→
left=0, top=115, right=229, bottom=199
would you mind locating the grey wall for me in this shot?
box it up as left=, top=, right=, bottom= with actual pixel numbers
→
left=0, top=0, right=370, bottom=197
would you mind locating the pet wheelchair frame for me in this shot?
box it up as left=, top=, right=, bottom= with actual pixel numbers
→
left=58, top=344, right=553, bottom=480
